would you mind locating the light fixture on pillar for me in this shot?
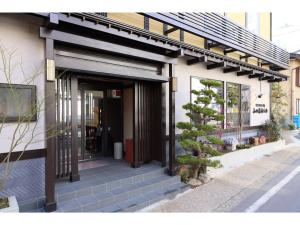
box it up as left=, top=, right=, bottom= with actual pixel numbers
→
left=258, top=79, right=263, bottom=98
left=46, top=59, right=55, bottom=81
left=171, top=77, right=178, bottom=92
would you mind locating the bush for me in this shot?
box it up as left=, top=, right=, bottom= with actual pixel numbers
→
left=288, top=123, right=296, bottom=130
left=262, top=118, right=281, bottom=142
left=176, top=79, right=224, bottom=182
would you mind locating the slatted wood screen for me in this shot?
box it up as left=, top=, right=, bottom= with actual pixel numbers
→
left=135, top=82, right=163, bottom=164
left=55, top=75, right=72, bottom=178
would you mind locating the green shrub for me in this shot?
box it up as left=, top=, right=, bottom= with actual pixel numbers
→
left=176, top=79, right=224, bottom=181
left=288, top=123, right=296, bottom=130
left=262, top=117, right=281, bottom=142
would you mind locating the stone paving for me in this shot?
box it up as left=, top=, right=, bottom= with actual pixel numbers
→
left=143, top=143, right=300, bottom=212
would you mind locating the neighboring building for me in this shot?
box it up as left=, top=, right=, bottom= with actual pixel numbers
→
left=279, top=51, right=300, bottom=125
left=0, top=13, right=289, bottom=212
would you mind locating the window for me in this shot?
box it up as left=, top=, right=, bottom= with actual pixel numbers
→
left=191, top=77, right=224, bottom=127
left=246, top=13, right=260, bottom=35
left=226, top=83, right=251, bottom=128
left=296, top=99, right=300, bottom=114
left=241, top=85, right=251, bottom=126
left=0, top=84, right=37, bottom=122
left=226, top=83, right=240, bottom=128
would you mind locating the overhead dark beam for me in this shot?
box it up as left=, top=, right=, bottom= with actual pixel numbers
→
left=237, top=70, right=254, bottom=76
left=261, top=61, right=270, bottom=66
left=223, top=66, right=241, bottom=73
left=207, top=61, right=226, bottom=70
left=187, top=55, right=207, bottom=65
left=47, top=13, right=59, bottom=28
left=166, top=49, right=184, bottom=58
left=164, top=27, right=179, bottom=35
left=268, top=78, right=283, bottom=83
left=207, top=41, right=221, bottom=49
left=224, top=48, right=236, bottom=54
left=240, top=54, right=251, bottom=60
left=249, top=73, right=264, bottom=79
left=40, top=27, right=177, bottom=64
left=260, top=76, right=273, bottom=80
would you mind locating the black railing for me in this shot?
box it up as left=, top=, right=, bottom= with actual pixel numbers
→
left=143, top=13, right=289, bottom=69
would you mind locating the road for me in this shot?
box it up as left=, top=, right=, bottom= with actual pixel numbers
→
left=232, top=156, right=300, bottom=212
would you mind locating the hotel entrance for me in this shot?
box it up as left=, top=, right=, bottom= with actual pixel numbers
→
left=77, top=79, right=124, bottom=161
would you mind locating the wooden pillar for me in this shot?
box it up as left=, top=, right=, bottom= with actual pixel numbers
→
left=132, top=82, right=140, bottom=168
left=44, top=38, right=57, bottom=212
left=70, top=76, right=80, bottom=182
left=161, top=82, right=167, bottom=167
left=168, top=64, right=176, bottom=176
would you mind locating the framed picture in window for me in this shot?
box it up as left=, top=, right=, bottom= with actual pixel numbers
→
left=0, top=83, right=37, bottom=122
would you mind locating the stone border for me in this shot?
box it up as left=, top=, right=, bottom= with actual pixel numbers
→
left=0, top=196, right=19, bottom=213
left=208, top=139, right=286, bottom=178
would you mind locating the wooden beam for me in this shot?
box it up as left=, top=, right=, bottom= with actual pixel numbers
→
left=187, top=55, right=207, bottom=65
left=133, top=82, right=140, bottom=168
left=40, top=27, right=177, bottom=64
left=224, top=48, right=236, bottom=54
left=44, top=38, right=57, bottom=212
left=223, top=66, right=241, bottom=73
left=249, top=73, right=264, bottom=79
left=168, top=64, right=176, bottom=176
left=207, top=61, right=226, bottom=70
left=164, top=27, right=179, bottom=35
left=240, top=54, right=251, bottom=60
left=166, top=49, right=184, bottom=58
left=268, top=78, right=282, bottom=83
left=261, top=76, right=273, bottom=80
left=207, top=41, right=221, bottom=49
left=161, top=82, right=166, bottom=167
left=237, top=70, right=254, bottom=76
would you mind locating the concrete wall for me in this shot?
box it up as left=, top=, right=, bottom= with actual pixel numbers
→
left=173, top=57, right=271, bottom=134
left=0, top=14, right=46, bottom=153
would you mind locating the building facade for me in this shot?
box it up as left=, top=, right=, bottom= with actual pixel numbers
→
left=279, top=52, right=300, bottom=126
left=0, top=13, right=288, bottom=212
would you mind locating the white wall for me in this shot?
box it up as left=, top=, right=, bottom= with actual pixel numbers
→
left=0, top=14, right=45, bottom=153
left=173, top=58, right=270, bottom=133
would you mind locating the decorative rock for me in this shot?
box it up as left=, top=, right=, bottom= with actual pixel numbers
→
left=188, top=178, right=202, bottom=188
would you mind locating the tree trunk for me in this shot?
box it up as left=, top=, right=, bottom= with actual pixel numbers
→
left=192, top=167, right=199, bottom=179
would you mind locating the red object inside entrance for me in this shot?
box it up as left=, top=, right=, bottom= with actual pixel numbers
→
left=125, top=139, right=133, bottom=164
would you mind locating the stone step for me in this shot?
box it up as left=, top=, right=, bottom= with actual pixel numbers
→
left=56, top=174, right=182, bottom=212
left=55, top=166, right=166, bottom=202
left=95, top=182, right=190, bottom=212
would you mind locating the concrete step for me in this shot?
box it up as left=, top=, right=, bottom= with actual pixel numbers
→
left=56, top=174, right=183, bottom=212
left=55, top=166, right=166, bottom=202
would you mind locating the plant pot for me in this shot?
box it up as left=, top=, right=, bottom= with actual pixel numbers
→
left=0, top=196, right=19, bottom=212
left=225, top=144, right=237, bottom=151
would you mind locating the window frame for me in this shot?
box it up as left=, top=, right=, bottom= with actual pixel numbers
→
left=0, top=83, right=37, bottom=123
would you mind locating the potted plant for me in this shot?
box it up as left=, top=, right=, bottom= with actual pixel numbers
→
left=223, top=137, right=239, bottom=151
left=176, top=79, right=224, bottom=186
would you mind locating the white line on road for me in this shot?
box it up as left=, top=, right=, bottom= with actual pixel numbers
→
left=245, top=165, right=300, bottom=212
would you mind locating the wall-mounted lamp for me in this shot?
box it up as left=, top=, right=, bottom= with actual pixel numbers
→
left=171, top=77, right=178, bottom=92
left=46, top=59, right=55, bottom=81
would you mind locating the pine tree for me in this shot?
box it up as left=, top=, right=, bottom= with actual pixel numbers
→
left=176, top=79, right=224, bottom=180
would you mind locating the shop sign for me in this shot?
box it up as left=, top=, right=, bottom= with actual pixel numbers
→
left=253, top=103, right=268, bottom=113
